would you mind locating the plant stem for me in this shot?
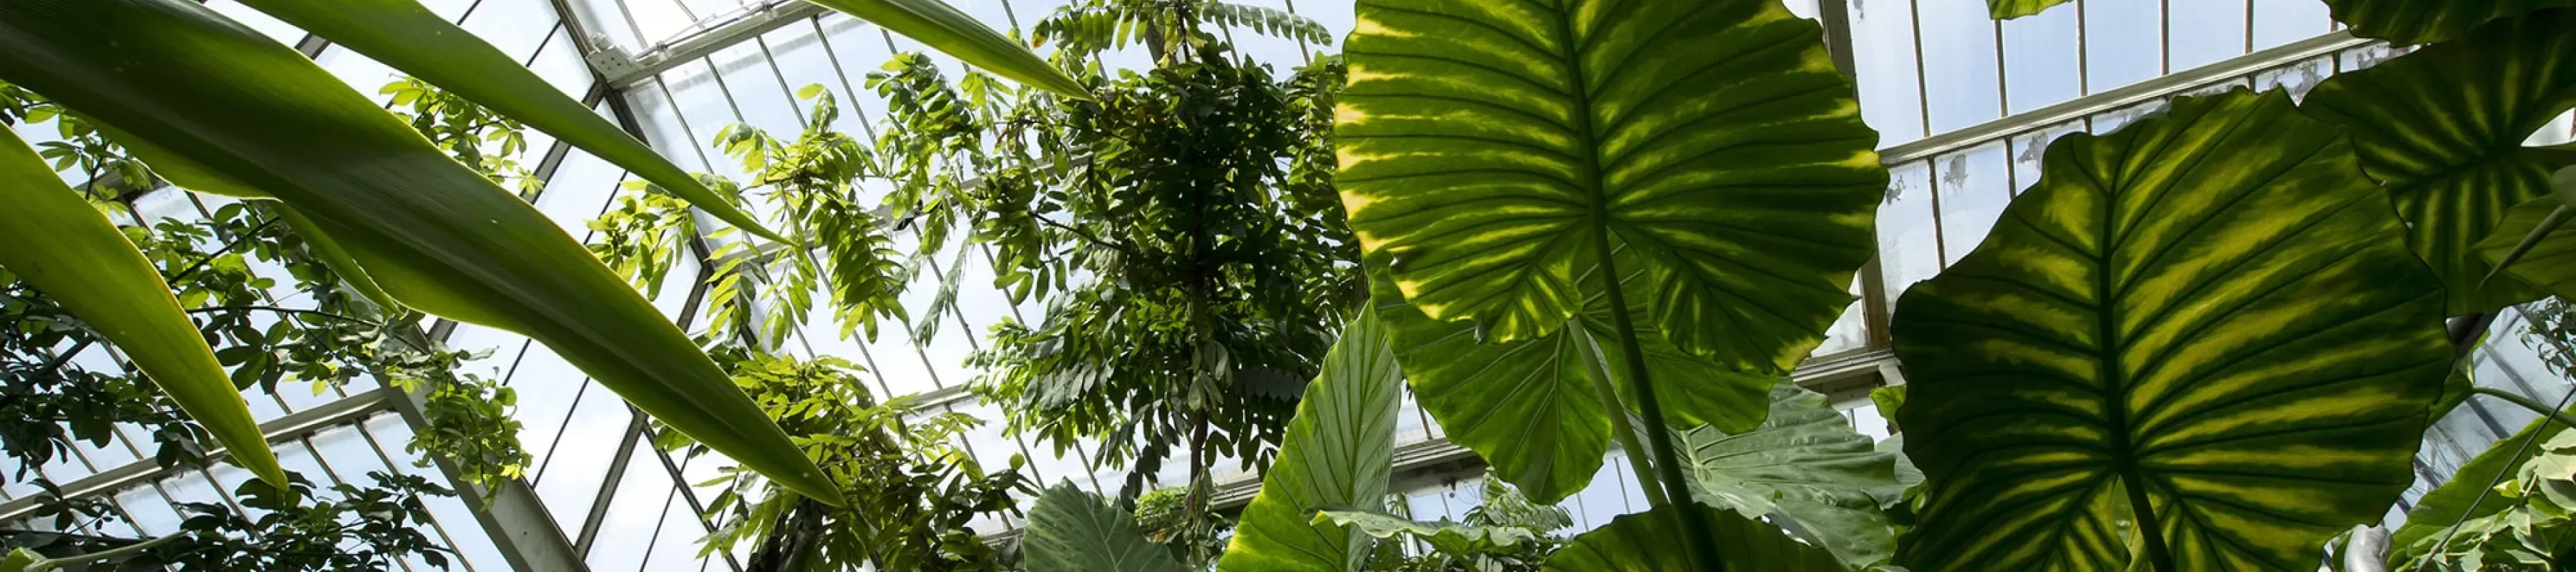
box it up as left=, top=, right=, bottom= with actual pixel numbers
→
left=2472, top=386, right=2576, bottom=430
left=1591, top=245, right=1723, bottom=571
left=1574, top=327, right=1670, bottom=508
left=32, top=532, right=183, bottom=571
left=2122, top=473, right=2177, bottom=572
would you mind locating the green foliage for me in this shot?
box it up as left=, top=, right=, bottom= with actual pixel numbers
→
left=1543, top=504, right=1845, bottom=572
left=939, top=9, right=1358, bottom=493
left=2318, top=0, right=2575, bottom=44
left=0, top=125, right=284, bottom=486
left=1681, top=380, right=1903, bottom=568
left=1134, top=483, right=1231, bottom=568
left=1890, top=89, right=2452, bottom=571
left=235, top=0, right=789, bottom=242
left=2396, top=431, right=2576, bottom=571
left=1983, top=0, right=2072, bottom=19
left=0, top=0, right=839, bottom=503
left=0, top=471, right=459, bottom=571
left=2301, top=9, right=2576, bottom=315
left=1216, top=309, right=1402, bottom=572
left=388, top=347, right=530, bottom=491
left=799, top=0, right=1091, bottom=97
left=1335, top=477, right=1572, bottom=572
left=380, top=78, right=541, bottom=198
left=1023, top=484, right=1188, bottom=572
left=688, top=350, right=1025, bottom=572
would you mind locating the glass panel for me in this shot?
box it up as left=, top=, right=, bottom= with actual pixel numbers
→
left=1845, top=0, right=1926, bottom=143
left=1999, top=6, right=2082, bottom=115
left=585, top=440, right=679, bottom=572
left=2167, top=0, right=2250, bottom=71
left=2083, top=0, right=2165, bottom=92
left=532, top=382, right=636, bottom=523
left=1916, top=0, right=2005, bottom=132
left=459, top=0, right=562, bottom=62
left=1934, top=141, right=2011, bottom=264
left=1878, top=160, right=1939, bottom=307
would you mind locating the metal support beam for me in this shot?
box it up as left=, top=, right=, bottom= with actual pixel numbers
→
left=386, top=382, right=590, bottom=572
left=1879, top=31, right=2372, bottom=165
left=590, top=0, right=831, bottom=88
left=0, top=388, right=399, bottom=522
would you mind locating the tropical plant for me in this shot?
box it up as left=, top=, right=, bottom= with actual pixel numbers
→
left=0, top=471, right=462, bottom=571
left=1330, top=476, right=1573, bottom=572
left=683, top=349, right=1028, bottom=572
left=0, top=0, right=1089, bottom=500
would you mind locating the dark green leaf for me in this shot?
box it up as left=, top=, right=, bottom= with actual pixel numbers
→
left=2319, top=0, right=2575, bottom=44
left=1337, top=0, right=1883, bottom=373
left=1681, top=380, right=1901, bottom=568
left=230, top=0, right=792, bottom=245
left=2302, top=9, right=2576, bottom=315
left=2478, top=194, right=2576, bottom=302
left=1542, top=504, right=1844, bottom=571
left=1215, top=310, right=1403, bottom=572
left=0, top=129, right=286, bottom=487
left=1023, top=484, right=1187, bottom=572
left=802, top=0, right=1089, bottom=98
left=0, top=0, right=842, bottom=506
left=1890, top=90, right=2451, bottom=571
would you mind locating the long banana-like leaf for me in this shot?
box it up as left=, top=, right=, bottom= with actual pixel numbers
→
left=1023, top=484, right=1187, bottom=572
left=1541, top=505, right=1845, bottom=571
left=0, top=0, right=844, bottom=506
left=2318, top=0, right=2572, bottom=44
left=1337, top=0, right=1883, bottom=373
left=1890, top=89, right=2451, bottom=571
left=1214, top=310, right=1402, bottom=572
left=2301, top=9, right=2576, bottom=315
left=800, top=0, right=1090, bottom=98
left=0, top=129, right=286, bottom=487
left=1682, top=380, right=1903, bottom=568
left=104, top=121, right=401, bottom=311
left=229, top=0, right=792, bottom=245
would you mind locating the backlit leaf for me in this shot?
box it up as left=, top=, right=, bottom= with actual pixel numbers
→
left=801, top=0, right=1091, bottom=98
left=2302, top=9, right=2576, bottom=315
left=1337, top=0, right=1883, bottom=373
left=1891, top=90, right=2451, bottom=571
left=2318, top=0, right=2575, bottom=44
left=1682, top=380, right=1902, bottom=568
left=1216, top=310, right=1403, bottom=572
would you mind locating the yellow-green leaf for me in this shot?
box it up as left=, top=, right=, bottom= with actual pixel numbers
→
left=1337, top=0, right=1883, bottom=375
left=0, top=129, right=286, bottom=487
left=801, top=0, right=1091, bottom=98
left=231, top=0, right=794, bottom=245
left=0, top=0, right=844, bottom=506
left=1890, top=90, right=2451, bottom=571
left=1985, top=0, right=2072, bottom=19
left=106, top=122, right=400, bottom=311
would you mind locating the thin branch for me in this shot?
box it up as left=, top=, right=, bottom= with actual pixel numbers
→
left=165, top=217, right=283, bottom=285
left=184, top=305, right=379, bottom=327
left=2472, top=386, right=2576, bottom=431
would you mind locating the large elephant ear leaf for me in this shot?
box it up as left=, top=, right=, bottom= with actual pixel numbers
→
left=1367, top=252, right=1770, bottom=503
left=1682, top=380, right=1902, bottom=568
left=1215, top=310, right=1403, bottom=572
left=0, top=130, right=286, bottom=488
left=2301, top=9, right=2576, bottom=315
left=1890, top=89, right=2451, bottom=571
left=227, top=0, right=792, bottom=245
left=1337, top=0, right=1883, bottom=374
left=1023, top=484, right=1188, bottom=572
left=0, top=0, right=843, bottom=506
left=2318, top=0, right=2576, bottom=44
left=1543, top=504, right=1845, bottom=571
